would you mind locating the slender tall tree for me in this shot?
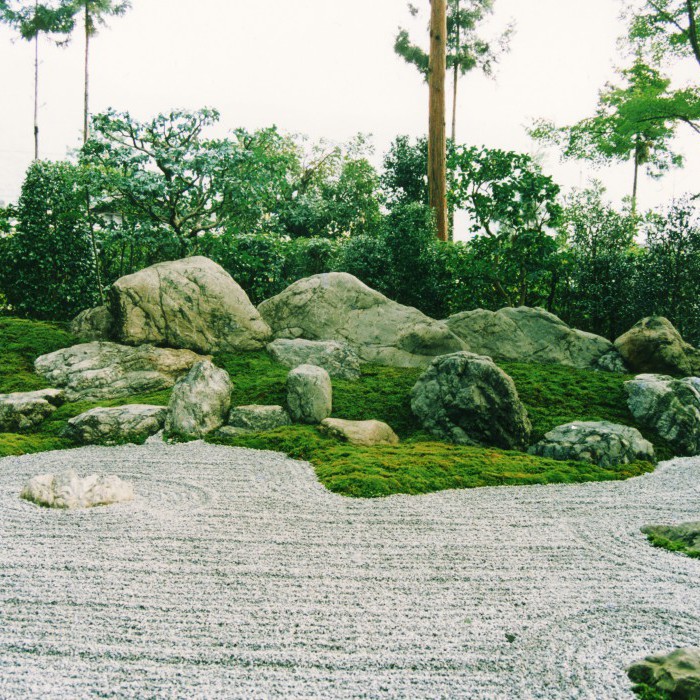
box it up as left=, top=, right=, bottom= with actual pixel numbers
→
left=428, top=0, right=448, bottom=241
left=74, top=0, right=130, bottom=144
left=395, top=0, right=511, bottom=142
left=0, top=0, right=75, bottom=159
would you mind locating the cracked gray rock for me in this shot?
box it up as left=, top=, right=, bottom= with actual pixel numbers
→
left=109, top=256, right=271, bottom=354
left=165, top=360, right=233, bottom=439
left=0, top=389, right=65, bottom=431
left=411, top=352, right=531, bottom=450
left=259, top=272, right=466, bottom=368
left=35, top=342, right=206, bottom=402
left=63, top=405, right=168, bottom=446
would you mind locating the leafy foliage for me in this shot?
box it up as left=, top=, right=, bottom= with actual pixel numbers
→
left=531, top=62, right=690, bottom=202
left=0, top=161, right=98, bottom=320
left=0, top=0, right=75, bottom=42
left=394, top=0, right=511, bottom=81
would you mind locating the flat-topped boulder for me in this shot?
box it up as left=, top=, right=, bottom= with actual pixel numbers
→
left=615, top=316, right=700, bottom=376
left=258, top=272, right=466, bottom=368
left=20, top=469, right=134, bottom=509
left=63, top=405, right=167, bottom=446
left=0, top=389, right=64, bottom=431
left=109, top=256, right=271, bottom=354
left=227, top=405, right=292, bottom=433
left=165, top=361, right=233, bottom=439
left=411, top=352, right=531, bottom=450
left=267, top=338, right=361, bottom=380
left=35, top=342, right=206, bottom=402
left=320, top=418, right=399, bottom=446
left=528, top=421, right=655, bottom=467
left=625, top=374, right=700, bottom=456
left=445, top=306, right=616, bottom=370
left=70, top=305, right=113, bottom=341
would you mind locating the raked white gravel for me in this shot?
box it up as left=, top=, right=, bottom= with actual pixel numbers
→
left=0, top=441, right=699, bottom=699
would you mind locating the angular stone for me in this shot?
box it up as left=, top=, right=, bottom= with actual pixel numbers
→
left=445, top=306, right=614, bottom=370
left=286, top=364, right=332, bottom=424
left=109, top=256, right=271, bottom=354
left=595, top=350, right=629, bottom=374
left=411, top=352, right=532, bottom=450
left=35, top=342, right=207, bottom=402
left=411, top=352, right=531, bottom=450
left=227, top=405, right=292, bottom=433
left=528, top=421, right=655, bottom=467
left=625, top=374, right=700, bottom=456
left=259, top=272, right=466, bottom=368
left=165, top=361, right=233, bottom=439
left=320, top=418, right=399, bottom=446
left=0, top=389, right=65, bottom=431
left=63, top=405, right=167, bottom=446
left=70, top=305, right=113, bottom=341
left=267, top=338, right=362, bottom=380
left=628, top=647, right=700, bottom=699
left=615, top=316, right=700, bottom=376
left=20, top=469, right=134, bottom=509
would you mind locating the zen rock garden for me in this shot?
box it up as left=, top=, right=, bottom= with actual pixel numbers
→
left=6, top=255, right=700, bottom=469
left=3, top=255, right=700, bottom=699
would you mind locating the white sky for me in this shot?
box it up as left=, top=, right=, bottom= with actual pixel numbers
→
left=0, top=0, right=698, bottom=216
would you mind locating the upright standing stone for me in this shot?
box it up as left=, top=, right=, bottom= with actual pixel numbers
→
left=411, top=352, right=531, bottom=450
left=165, top=361, right=233, bottom=439
left=286, top=365, right=332, bottom=424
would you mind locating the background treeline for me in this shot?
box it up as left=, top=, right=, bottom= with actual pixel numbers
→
left=0, top=108, right=698, bottom=344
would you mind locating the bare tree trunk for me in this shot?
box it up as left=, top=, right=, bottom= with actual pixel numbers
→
left=33, top=25, right=39, bottom=160
left=632, top=143, right=640, bottom=216
left=428, top=0, right=448, bottom=242
left=451, top=62, right=458, bottom=144
left=83, top=2, right=90, bottom=145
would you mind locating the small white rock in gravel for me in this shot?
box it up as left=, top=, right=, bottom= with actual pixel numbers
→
left=20, top=469, right=134, bottom=508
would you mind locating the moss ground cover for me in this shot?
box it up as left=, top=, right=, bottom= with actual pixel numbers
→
left=1, top=317, right=657, bottom=496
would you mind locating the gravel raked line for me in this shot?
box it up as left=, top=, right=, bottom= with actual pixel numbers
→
left=0, top=441, right=699, bottom=699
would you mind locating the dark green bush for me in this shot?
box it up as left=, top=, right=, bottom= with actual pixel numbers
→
left=0, top=161, right=98, bottom=320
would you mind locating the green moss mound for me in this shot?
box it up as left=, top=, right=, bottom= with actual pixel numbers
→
left=1, top=318, right=658, bottom=497
left=642, top=523, right=700, bottom=560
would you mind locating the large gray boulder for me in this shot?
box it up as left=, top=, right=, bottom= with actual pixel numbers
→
left=35, top=342, right=206, bottom=402
left=628, top=647, right=700, bottom=699
left=258, top=273, right=466, bottom=368
left=0, top=389, right=64, bottom=431
left=528, top=421, right=655, bottom=467
left=615, top=316, right=700, bottom=376
left=20, top=470, right=134, bottom=509
left=445, top=306, right=615, bottom=370
left=63, top=405, right=167, bottom=446
left=70, top=306, right=113, bottom=341
left=227, top=405, right=292, bottom=432
left=165, top=361, right=233, bottom=439
left=411, top=352, right=531, bottom=450
left=286, top=364, right=332, bottom=424
left=625, top=374, right=700, bottom=456
left=109, top=256, right=271, bottom=354
left=267, top=338, right=362, bottom=380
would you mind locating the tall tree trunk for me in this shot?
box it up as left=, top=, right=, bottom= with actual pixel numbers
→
left=451, top=62, right=458, bottom=144
left=632, top=142, right=640, bottom=216
left=85, top=187, right=104, bottom=304
left=428, top=0, right=448, bottom=242
left=33, top=25, right=39, bottom=160
left=83, top=2, right=90, bottom=145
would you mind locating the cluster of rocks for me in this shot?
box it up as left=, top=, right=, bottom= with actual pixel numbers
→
left=5, top=255, right=698, bottom=469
